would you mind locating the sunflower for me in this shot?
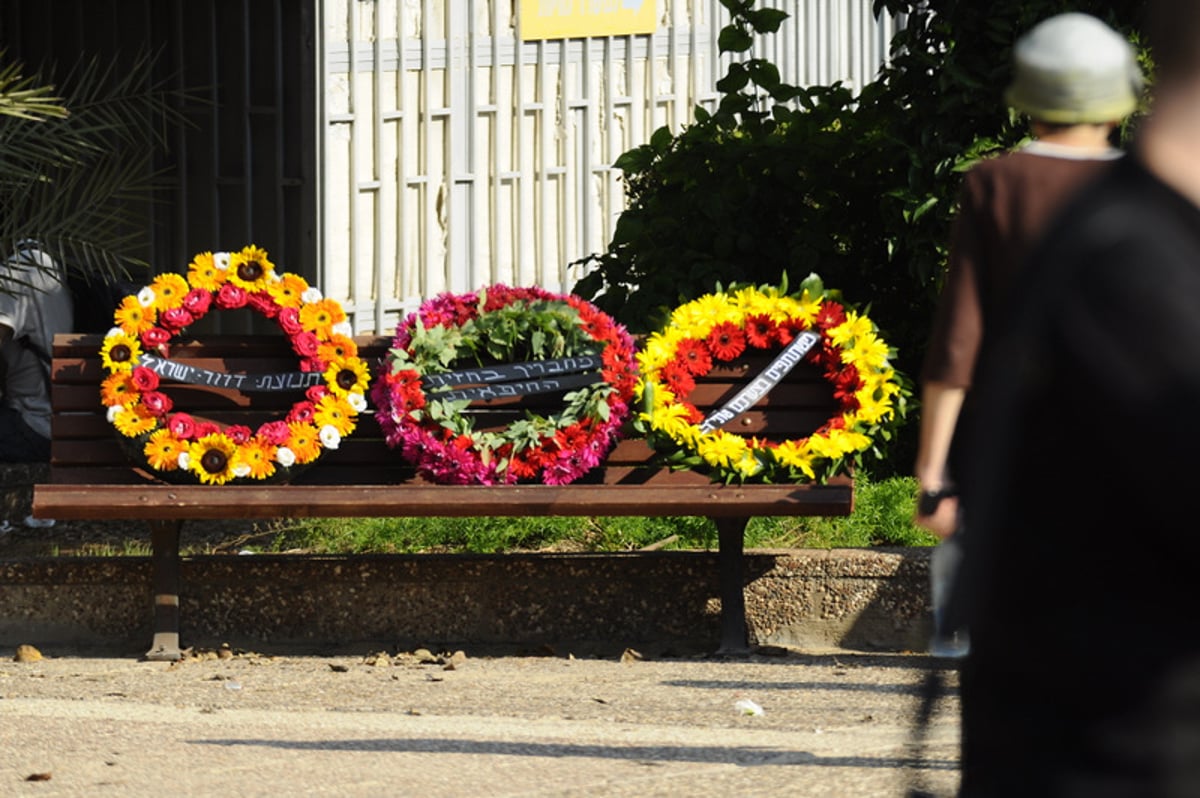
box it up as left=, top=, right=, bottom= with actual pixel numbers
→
left=99, top=331, right=142, bottom=372
left=324, top=357, right=370, bottom=398
left=227, top=244, right=276, bottom=291
left=187, top=433, right=240, bottom=485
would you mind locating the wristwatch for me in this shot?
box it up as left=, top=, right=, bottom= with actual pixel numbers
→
left=917, top=486, right=957, bottom=516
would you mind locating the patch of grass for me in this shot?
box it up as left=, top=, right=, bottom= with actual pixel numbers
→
left=249, top=475, right=937, bottom=554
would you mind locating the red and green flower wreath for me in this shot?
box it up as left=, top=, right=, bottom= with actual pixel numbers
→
left=99, top=245, right=372, bottom=485
left=635, top=278, right=910, bottom=484
left=371, top=285, right=637, bottom=485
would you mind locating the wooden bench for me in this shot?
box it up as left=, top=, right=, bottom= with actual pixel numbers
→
left=32, top=333, right=854, bottom=660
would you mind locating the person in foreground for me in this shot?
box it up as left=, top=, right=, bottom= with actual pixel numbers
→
left=913, top=12, right=1142, bottom=658
left=952, top=1, right=1200, bottom=794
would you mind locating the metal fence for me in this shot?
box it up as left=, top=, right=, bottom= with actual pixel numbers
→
left=319, top=0, right=902, bottom=334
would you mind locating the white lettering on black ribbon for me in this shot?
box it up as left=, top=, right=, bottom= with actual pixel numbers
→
left=697, top=330, right=822, bottom=434
left=137, top=354, right=324, bottom=392
left=421, top=354, right=603, bottom=389
left=429, top=371, right=601, bottom=402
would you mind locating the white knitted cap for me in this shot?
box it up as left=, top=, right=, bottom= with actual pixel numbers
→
left=1004, top=13, right=1143, bottom=124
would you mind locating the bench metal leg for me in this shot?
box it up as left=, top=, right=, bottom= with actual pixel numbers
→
left=715, top=517, right=750, bottom=654
left=144, top=520, right=183, bottom=661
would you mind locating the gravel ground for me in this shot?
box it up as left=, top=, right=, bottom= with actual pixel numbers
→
left=0, top=646, right=962, bottom=797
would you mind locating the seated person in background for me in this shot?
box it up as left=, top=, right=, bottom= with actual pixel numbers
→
left=0, top=244, right=73, bottom=466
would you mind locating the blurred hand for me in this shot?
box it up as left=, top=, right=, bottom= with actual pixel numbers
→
left=914, top=495, right=959, bottom=540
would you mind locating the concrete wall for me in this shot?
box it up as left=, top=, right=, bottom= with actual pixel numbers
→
left=0, top=548, right=933, bottom=657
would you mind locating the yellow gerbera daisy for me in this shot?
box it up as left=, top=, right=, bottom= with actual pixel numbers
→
left=238, top=437, right=278, bottom=480
left=697, top=431, right=749, bottom=469
left=113, top=295, right=156, bottom=336
left=313, top=394, right=357, bottom=436
left=148, top=273, right=190, bottom=312
left=298, top=298, right=347, bottom=337
left=100, top=372, right=141, bottom=408
left=143, top=429, right=187, bottom=471
left=318, top=333, right=360, bottom=365
left=772, top=439, right=817, bottom=480
left=113, top=405, right=158, bottom=437
left=267, top=272, right=309, bottom=309
left=186, top=251, right=227, bottom=291
left=286, top=422, right=323, bottom=464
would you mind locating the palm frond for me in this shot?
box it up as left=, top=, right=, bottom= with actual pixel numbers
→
left=0, top=46, right=192, bottom=286
left=0, top=57, right=69, bottom=121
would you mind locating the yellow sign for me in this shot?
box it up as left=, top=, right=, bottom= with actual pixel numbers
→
left=520, top=0, right=657, bottom=40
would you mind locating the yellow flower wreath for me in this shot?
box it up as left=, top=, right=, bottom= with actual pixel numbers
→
left=635, top=277, right=910, bottom=483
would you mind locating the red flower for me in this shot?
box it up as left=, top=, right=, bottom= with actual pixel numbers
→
left=277, top=306, right=303, bottom=335
left=246, top=291, right=280, bottom=319
left=507, top=456, right=537, bottom=480
left=130, top=366, right=160, bottom=392
left=256, top=420, right=291, bottom=446
left=744, top=314, right=775, bottom=349
left=660, top=360, right=695, bottom=397
left=287, top=401, right=316, bottom=424
left=167, top=413, right=196, bottom=439
left=140, top=391, right=173, bottom=416
left=814, top=301, right=846, bottom=330
left=292, top=331, right=320, bottom=358
left=160, top=306, right=195, bottom=330
left=225, top=425, right=253, bottom=445
left=141, top=327, right=171, bottom=348
left=194, top=421, right=220, bottom=438
left=706, top=322, right=746, bottom=361
left=216, top=283, right=248, bottom=309
left=674, top=338, right=712, bottom=376
left=182, top=288, right=212, bottom=316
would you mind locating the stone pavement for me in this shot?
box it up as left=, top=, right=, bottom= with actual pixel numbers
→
left=0, top=645, right=961, bottom=797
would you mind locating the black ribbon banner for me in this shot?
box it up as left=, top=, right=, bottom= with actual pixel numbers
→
left=421, top=354, right=603, bottom=402
left=137, top=354, right=324, bottom=392
left=697, top=330, right=822, bottom=434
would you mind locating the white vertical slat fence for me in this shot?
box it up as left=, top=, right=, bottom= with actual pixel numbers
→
left=319, top=0, right=901, bottom=334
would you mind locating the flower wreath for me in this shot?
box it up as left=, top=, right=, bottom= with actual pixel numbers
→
left=371, top=285, right=637, bottom=485
left=99, top=245, right=372, bottom=485
left=635, top=277, right=910, bottom=484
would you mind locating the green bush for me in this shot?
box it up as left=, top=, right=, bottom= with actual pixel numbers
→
left=571, top=0, right=1149, bottom=478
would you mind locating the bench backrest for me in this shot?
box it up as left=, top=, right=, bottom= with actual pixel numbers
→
left=47, top=333, right=844, bottom=487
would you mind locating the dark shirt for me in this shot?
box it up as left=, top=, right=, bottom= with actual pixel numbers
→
left=920, top=145, right=1120, bottom=489
left=956, top=153, right=1200, bottom=797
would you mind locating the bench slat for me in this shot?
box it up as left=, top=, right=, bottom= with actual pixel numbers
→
left=34, top=478, right=853, bottom=520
